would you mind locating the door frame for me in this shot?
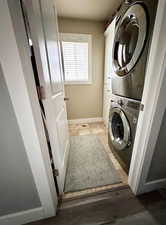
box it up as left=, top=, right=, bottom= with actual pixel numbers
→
left=128, top=0, right=166, bottom=195
left=0, top=1, right=58, bottom=224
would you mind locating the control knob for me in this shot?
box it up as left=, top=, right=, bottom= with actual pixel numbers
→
left=118, top=99, right=124, bottom=106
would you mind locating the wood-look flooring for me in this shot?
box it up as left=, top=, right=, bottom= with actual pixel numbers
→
left=63, top=122, right=128, bottom=199
left=27, top=187, right=166, bottom=225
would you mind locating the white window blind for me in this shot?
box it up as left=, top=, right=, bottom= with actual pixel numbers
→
left=61, top=33, right=92, bottom=84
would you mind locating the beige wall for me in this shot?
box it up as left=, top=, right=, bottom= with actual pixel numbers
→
left=58, top=17, right=105, bottom=120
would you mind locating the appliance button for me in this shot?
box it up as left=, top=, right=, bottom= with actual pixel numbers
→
left=133, top=117, right=137, bottom=124
left=118, top=99, right=123, bottom=106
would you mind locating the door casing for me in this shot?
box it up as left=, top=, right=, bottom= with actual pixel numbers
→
left=129, top=0, right=166, bottom=195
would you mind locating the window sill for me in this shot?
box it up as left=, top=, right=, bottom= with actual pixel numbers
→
left=64, top=81, right=92, bottom=85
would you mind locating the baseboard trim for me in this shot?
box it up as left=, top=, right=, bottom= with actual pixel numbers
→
left=0, top=207, right=44, bottom=225
left=68, top=117, right=103, bottom=125
left=137, top=178, right=166, bottom=195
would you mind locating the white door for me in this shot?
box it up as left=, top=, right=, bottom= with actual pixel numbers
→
left=24, top=0, right=69, bottom=194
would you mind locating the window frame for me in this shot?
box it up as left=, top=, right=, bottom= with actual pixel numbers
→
left=60, top=33, right=92, bottom=85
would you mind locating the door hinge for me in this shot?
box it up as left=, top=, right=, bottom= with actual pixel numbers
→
left=140, top=104, right=144, bottom=111
left=37, top=86, right=46, bottom=100
left=54, top=169, right=59, bottom=177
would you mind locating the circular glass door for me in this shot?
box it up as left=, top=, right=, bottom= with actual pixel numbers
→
left=113, top=4, right=147, bottom=76
left=109, top=108, right=130, bottom=150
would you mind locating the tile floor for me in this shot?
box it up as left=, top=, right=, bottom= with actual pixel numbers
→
left=63, top=122, right=128, bottom=199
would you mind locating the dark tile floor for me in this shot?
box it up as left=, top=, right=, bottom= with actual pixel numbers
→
left=27, top=187, right=166, bottom=225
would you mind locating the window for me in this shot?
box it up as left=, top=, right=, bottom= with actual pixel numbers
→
left=61, top=33, right=92, bottom=84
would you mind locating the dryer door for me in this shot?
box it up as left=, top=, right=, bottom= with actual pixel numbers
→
left=113, top=4, right=147, bottom=76
left=109, top=108, right=131, bottom=150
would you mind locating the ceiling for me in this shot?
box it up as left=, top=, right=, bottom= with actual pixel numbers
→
left=56, top=0, right=123, bottom=22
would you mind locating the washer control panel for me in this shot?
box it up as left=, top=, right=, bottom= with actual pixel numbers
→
left=117, top=99, right=124, bottom=106
left=127, top=101, right=140, bottom=110
left=111, top=95, right=140, bottom=110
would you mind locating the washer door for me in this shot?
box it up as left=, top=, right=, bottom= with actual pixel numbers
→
left=113, top=4, right=147, bottom=76
left=109, top=108, right=131, bottom=150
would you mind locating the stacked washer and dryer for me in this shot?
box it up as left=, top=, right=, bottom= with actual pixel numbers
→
left=108, top=0, right=158, bottom=173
